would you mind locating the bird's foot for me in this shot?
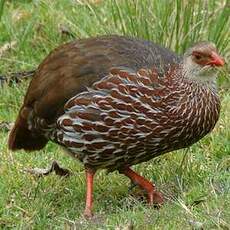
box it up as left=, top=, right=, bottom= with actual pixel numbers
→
left=148, top=190, right=164, bottom=208
left=24, top=160, right=71, bottom=177
left=120, top=167, right=164, bottom=207
left=83, top=208, right=93, bottom=219
left=128, top=182, right=164, bottom=206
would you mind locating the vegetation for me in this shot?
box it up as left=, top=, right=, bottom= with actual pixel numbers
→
left=0, top=0, right=229, bottom=229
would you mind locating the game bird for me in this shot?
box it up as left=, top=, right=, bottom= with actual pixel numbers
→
left=8, top=35, right=225, bottom=217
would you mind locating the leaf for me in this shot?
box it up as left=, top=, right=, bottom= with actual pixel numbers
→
left=23, top=161, right=71, bottom=177
left=188, top=220, right=204, bottom=229
left=12, top=9, right=31, bottom=23
left=0, top=121, right=14, bottom=132
left=0, top=41, right=17, bottom=57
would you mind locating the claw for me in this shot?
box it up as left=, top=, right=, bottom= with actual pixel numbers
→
left=120, top=167, right=164, bottom=207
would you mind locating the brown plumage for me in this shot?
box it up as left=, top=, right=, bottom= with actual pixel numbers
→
left=8, top=35, right=225, bottom=217
left=9, top=35, right=180, bottom=151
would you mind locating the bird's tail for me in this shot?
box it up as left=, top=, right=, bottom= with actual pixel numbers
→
left=8, top=108, right=48, bottom=151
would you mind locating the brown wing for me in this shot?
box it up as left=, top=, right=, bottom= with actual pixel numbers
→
left=8, top=35, right=180, bottom=151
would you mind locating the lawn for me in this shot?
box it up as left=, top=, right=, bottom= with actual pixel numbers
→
left=0, top=0, right=229, bottom=229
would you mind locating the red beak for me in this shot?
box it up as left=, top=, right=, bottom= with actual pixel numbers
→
left=208, top=51, right=225, bottom=67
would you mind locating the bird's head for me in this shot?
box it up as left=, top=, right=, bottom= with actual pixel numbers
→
left=183, top=41, right=225, bottom=83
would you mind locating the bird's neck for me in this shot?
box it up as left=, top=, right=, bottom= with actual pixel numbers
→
left=181, top=64, right=218, bottom=94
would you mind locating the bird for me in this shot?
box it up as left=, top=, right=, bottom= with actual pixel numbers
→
left=8, top=35, right=225, bottom=218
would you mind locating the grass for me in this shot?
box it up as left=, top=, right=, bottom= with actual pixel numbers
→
left=0, top=0, right=229, bottom=229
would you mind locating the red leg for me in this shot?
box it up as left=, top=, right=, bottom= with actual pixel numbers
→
left=120, top=167, right=164, bottom=206
left=83, top=168, right=96, bottom=218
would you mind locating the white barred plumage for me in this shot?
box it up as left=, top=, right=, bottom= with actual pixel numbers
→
left=47, top=66, right=221, bottom=171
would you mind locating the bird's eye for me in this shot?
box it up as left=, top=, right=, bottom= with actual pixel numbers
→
left=194, top=54, right=202, bottom=60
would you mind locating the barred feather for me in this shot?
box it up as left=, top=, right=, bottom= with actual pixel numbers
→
left=48, top=67, right=220, bottom=171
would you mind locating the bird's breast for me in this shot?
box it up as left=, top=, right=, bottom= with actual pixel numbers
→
left=165, top=85, right=220, bottom=149
left=52, top=69, right=220, bottom=170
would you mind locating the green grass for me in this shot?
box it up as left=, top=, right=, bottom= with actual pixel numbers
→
left=0, top=0, right=229, bottom=229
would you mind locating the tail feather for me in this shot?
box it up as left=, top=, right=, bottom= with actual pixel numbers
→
left=8, top=109, right=48, bottom=151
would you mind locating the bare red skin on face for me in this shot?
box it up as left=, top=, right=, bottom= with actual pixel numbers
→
left=192, top=50, right=225, bottom=67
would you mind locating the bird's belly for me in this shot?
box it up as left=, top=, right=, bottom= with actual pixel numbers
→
left=54, top=107, right=218, bottom=170
left=57, top=121, right=207, bottom=171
